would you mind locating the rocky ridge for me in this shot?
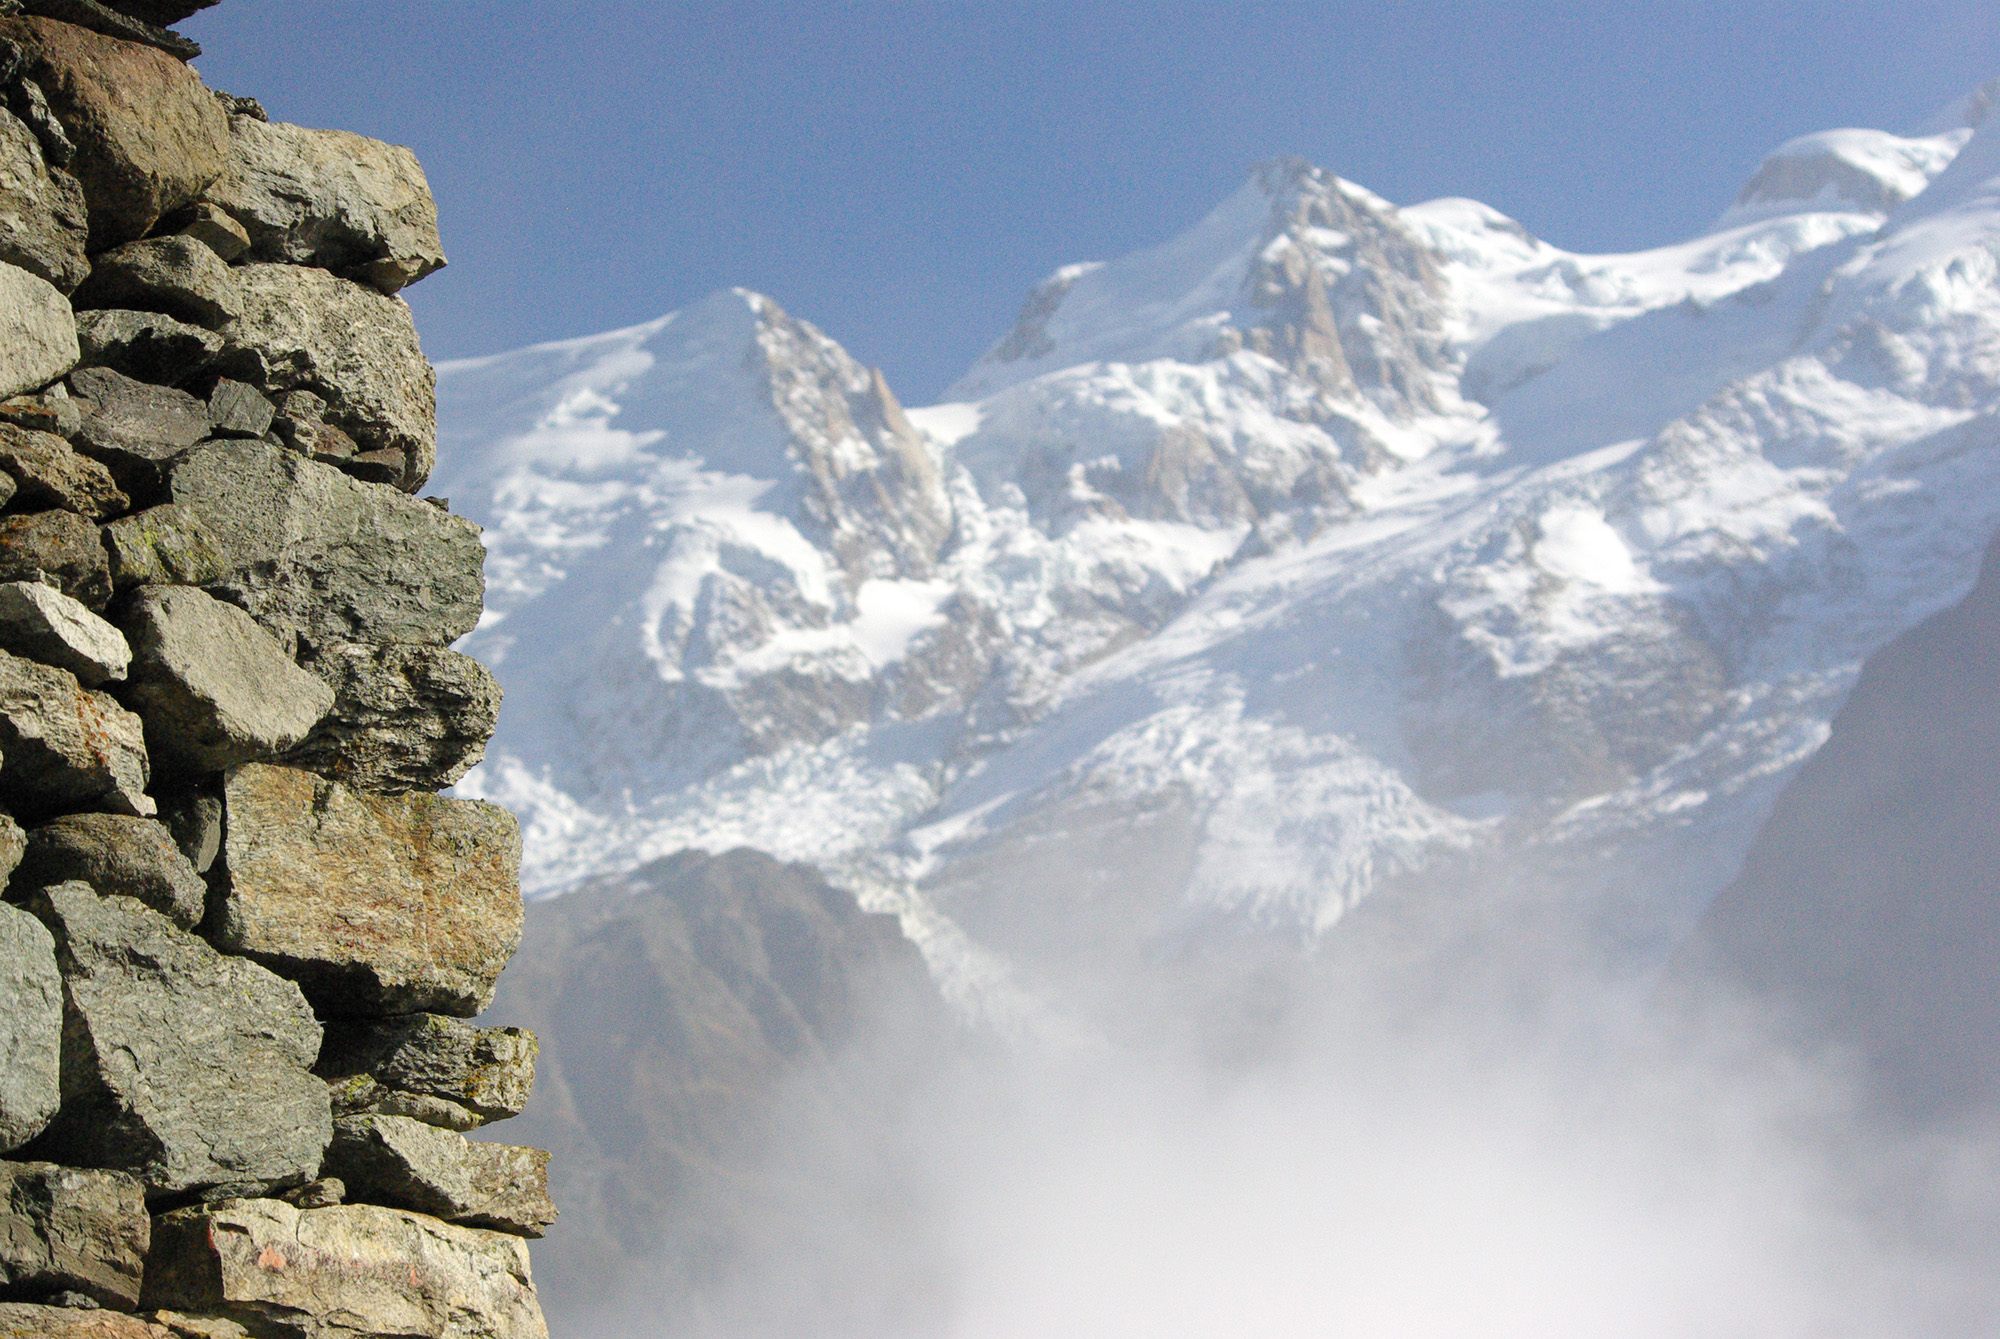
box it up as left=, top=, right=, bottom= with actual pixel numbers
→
left=0, top=4, right=548, bottom=1336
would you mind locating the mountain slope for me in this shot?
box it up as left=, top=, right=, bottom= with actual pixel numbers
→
left=436, top=90, right=2000, bottom=1027
left=1686, top=532, right=2000, bottom=1124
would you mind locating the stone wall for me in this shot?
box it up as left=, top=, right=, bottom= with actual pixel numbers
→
left=0, top=3, right=549, bottom=1336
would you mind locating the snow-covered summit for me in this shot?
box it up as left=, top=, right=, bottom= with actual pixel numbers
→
left=437, top=94, right=2000, bottom=1023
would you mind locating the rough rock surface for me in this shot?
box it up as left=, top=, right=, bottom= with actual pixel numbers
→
left=16, top=813, right=205, bottom=928
left=208, top=116, right=445, bottom=294
left=0, top=648, right=149, bottom=816
left=72, top=309, right=220, bottom=387
left=174, top=199, right=247, bottom=260
left=149, top=778, right=215, bottom=875
left=23, top=882, right=328, bottom=1197
left=318, top=1015, right=535, bottom=1129
left=118, top=585, right=332, bottom=774
left=0, top=16, right=227, bottom=249
left=142, top=1199, right=547, bottom=1339
left=0, top=903, right=61, bottom=1153
left=0, top=813, right=23, bottom=885
left=0, top=1303, right=172, bottom=1338
left=0, top=510, right=112, bottom=609
left=0, top=580, right=129, bottom=685
left=286, top=642, right=498, bottom=792
left=0, top=105, right=88, bottom=291
left=15, top=0, right=200, bottom=60
left=72, top=234, right=240, bottom=329
left=0, top=1159, right=147, bottom=1308
left=102, top=441, right=483, bottom=648
left=203, top=378, right=268, bottom=438
left=0, top=424, right=127, bottom=519
left=68, top=366, right=209, bottom=497
left=212, top=764, right=521, bottom=1017
left=221, top=264, right=435, bottom=489
left=324, top=1115, right=554, bottom=1238
left=100, top=0, right=216, bottom=27
left=0, top=261, right=78, bottom=398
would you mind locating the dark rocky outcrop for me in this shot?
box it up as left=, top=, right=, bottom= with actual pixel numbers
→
left=1683, top=532, right=2000, bottom=1126
left=484, top=848, right=950, bottom=1329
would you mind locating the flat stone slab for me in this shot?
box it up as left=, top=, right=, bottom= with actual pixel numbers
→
left=73, top=309, right=221, bottom=388
left=142, top=1199, right=548, bottom=1339
left=0, top=262, right=79, bottom=400
left=317, top=1014, right=535, bottom=1129
left=0, top=648, right=151, bottom=817
left=0, top=510, right=113, bottom=611
left=0, top=1303, right=173, bottom=1338
left=220, top=263, right=436, bottom=490
left=0, top=1160, right=148, bottom=1309
left=208, top=116, right=445, bottom=295
left=103, top=441, right=484, bottom=650
left=0, top=904, right=60, bottom=1153
left=118, top=585, right=333, bottom=774
left=324, top=1115, right=555, bottom=1238
left=212, top=764, right=522, bottom=1017
left=0, top=424, right=126, bottom=521
left=68, top=366, right=211, bottom=498
left=16, top=813, right=205, bottom=929
left=0, top=580, right=130, bottom=686
left=25, top=882, right=329, bottom=1197
left=73, top=235, right=242, bottom=330
left=286, top=642, right=499, bottom=792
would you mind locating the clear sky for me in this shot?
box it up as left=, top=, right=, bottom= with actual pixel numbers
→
left=181, top=1, right=2000, bottom=404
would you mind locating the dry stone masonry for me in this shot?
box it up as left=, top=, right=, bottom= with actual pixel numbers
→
left=0, top=2, right=551, bottom=1334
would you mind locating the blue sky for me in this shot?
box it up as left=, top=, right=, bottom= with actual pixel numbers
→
left=183, top=2, right=2000, bottom=404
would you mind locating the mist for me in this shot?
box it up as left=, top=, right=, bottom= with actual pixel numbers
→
left=522, top=883, right=2000, bottom=1339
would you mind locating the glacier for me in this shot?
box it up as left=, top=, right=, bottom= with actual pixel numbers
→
left=432, top=85, right=2000, bottom=1026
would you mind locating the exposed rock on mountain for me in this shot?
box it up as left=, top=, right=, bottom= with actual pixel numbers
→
left=1685, top=530, right=2000, bottom=1124
left=482, top=849, right=950, bottom=1331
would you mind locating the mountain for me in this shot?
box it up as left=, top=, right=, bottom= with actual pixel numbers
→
left=1684, top=530, right=2000, bottom=1125
left=433, top=88, right=2000, bottom=1031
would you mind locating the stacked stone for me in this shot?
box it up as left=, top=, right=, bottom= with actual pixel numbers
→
left=0, top=4, right=550, bottom=1337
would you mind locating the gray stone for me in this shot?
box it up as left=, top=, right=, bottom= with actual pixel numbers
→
left=328, top=1077, right=484, bottom=1134
left=286, top=643, right=499, bottom=793
left=149, top=780, right=216, bottom=875
left=142, top=1199, right=547, bottom=1339
left=0, top=424, right=126, bottom=520
left=0, top=17, right=227, bottom=249
left=0, top=903, right=59, bottom=1152
left=317, top=1015, right=535, bottom=1128
left=269, top=387, right=362, bottom=467
left=0, top=104, right=87, bottom=291
left=72, top=236, right=240, bottom=330
left=0, top=813, right=22, bottom=887
left=0, top=1303, right=173, bottom=1337
left=72, top=310, right=220, bottom=388
left=211, top=763, right=523, bottom=1018
left=274, top=1178, right=340, bottom=1211
left=16, top=813, right=204, bottom=928
left=15, top=0, right=199, bottom=60
left=203, top=380, right=269, bottom=439
left=145, top=1313, right=247, bottom=1339
left=0, top=511, right=111, bottom=610
left=0, top=475, right=12, bottom=511
left=0, top=1160, right=147, bottom=1309
left=173, top=200, right=245, bottom=261
left=102, top=441, right=484, bottom=649
left=323, top=1116, right=554, bottom=1239
left=220, top=264, right=435, bottom=490
left=68, top=367, right=210, bottom=498
left=0, top=579, right=129, bottom=684
left=0, top=390, right=82, bottom=438
left=24, top=882, right=328, bottom=1197
left=117, top=585, right=332, bottom=774
left=0, top=261, right=77, bottom=398
left=101, top=1, right=215, bottom=26
left=0, top=649, right=149, bottom=816
left=207, top=115, right=445, bottom=295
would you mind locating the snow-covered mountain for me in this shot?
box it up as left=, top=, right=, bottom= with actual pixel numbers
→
left=433, top=84, right=2000, bottom=1024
